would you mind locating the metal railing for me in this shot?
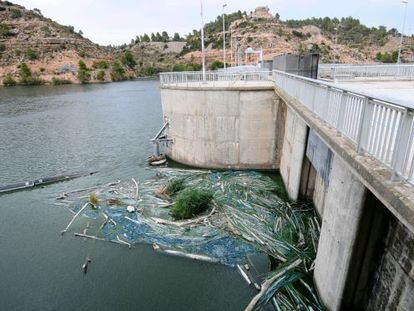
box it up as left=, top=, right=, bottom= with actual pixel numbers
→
left=273, top=70, right=414, bottom=185
left=318, top=64, right=414, bottom=81
left=159, top=71, right=272, bottom=87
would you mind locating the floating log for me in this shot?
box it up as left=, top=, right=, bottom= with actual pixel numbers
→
left=74, top=232, right=105, bottom=241
left=153, top=243, right=220, bottom=264
left=237, top=264, right=252, bottom=285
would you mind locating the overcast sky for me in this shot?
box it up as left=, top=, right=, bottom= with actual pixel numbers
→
left=13, top=0, right=414, bottom=45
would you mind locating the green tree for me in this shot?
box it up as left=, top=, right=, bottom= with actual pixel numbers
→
left=77, top=60, right=91, bottom=83
left=161, top=31, right=169, bottom=42
left=121, top=50, right=136, bottom=68
left=173, top=32, right=181, bottom=41
left=2, top=74, right=16, bottom=87
left=150, top=33, right=156, bottom=41
left=110, top=61, right=126, bottom=81
left=155, top=32, right=163, bottom=42
left=275, top=13, right=280, bottom=21
left=141, top=34, right=150, bottom=42
left=19, top=62, right=32, bottom=80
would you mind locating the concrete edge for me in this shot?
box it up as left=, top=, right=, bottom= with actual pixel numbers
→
left=274, top=86, right=414, bottom=234
left=160, top=85, right=275, bottom=92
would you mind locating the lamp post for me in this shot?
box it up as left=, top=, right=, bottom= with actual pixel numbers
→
left=222, top=4, right=227, bottom=69
left=200, top=0, right=206, bottom=82
left=397, top=0, right=409, bottom=64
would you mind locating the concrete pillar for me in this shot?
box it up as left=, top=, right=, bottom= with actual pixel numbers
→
left=279, top=107, right=307, bottom=201
left=314, top=155, right=367, bottom=310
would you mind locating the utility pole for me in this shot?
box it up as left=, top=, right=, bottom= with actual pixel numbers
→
left=200, top=0, right=206, bottom=81
left=397, top=0, right=409, bottom=64
left=222, top=4, right=227, bottom=69
left=230, top=30, right=233, bottom=67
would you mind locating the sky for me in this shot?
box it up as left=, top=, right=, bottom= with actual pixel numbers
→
left=12, top=0, right=414, bottom=46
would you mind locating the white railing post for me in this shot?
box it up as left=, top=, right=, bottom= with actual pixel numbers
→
left=391, top=110, right=412, bottom=180
left=357, top=97, right=372, bottom=153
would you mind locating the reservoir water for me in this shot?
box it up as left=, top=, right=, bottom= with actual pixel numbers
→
left=0, top=80, right=255, bottom=310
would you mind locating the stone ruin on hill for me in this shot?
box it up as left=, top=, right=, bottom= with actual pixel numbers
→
left=249, top=6, right=274, bottom=20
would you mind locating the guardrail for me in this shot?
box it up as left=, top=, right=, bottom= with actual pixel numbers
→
left=318, top=64, right=414, bottom=81
left=159, top=71, right=271, bottom=87
left=273, top=70, right=414, bottom=185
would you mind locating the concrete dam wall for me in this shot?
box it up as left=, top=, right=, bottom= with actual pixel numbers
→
left=160, top=79, right=414, bottom=311
left=160, top=84, right=282, bottom=169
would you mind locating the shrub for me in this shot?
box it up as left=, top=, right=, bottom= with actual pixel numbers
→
left=164, top=178, right=185, bottom=196
left=10, top=8, right=22, bottom=19
left=110, top=61, right=126, bottom=81
left=172, top=63, right=201, bottom=72
left=376, top=51, right=398, bottom=63
left=141, top=66, right=159, bottom=76
left=18, top=62, right=45, bottom=85
left=170, top=188, right=213, bottom=220
left=39, top=67, right=45, bottom=73
left=78, top=50, right=88, bottom=58
left=0, top=43, right=5, bottom=52
left=25, top=48, right=38, bottom=60
left=121, top=50, right=137, bottom=68
left=52, top=77, right=72, bottom=85
left=0, top=23, right=11, bottom=37
left=41, top=26, right=51, bottom=36
left=3, top=73, right=16, bottom=87
left=88, top=193, right=99, bottom=206
left=77, top=60, right=91, bottom=83
left=292, top=30, right=305, bottom=38
left=210, top=61, right=224, bottom=70
left=96, top=70, right=105, bottom=81
left=92, top=60, right=109, bottom=69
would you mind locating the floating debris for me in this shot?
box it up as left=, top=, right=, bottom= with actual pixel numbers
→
left=82, top=256, right=92, bottom=274
left=126, top=206, right=135, bottom=213
left=57, top=168, right=323, bottom=310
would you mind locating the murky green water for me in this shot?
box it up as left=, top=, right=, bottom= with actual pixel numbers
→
left=0, top=81, right=255, bottom=310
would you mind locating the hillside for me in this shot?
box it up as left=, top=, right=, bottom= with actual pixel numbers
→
left=1, top=2, right=413, bottom=87
left=181, top=7, right=414, bottom=66
left=0, top=1, right=128, bottom=85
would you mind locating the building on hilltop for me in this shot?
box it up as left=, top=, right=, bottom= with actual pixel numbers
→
left=249, top=6, right=274, bottom=20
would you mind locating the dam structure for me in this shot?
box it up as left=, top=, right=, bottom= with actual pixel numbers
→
left=159, top=65, right=414, bottom=310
